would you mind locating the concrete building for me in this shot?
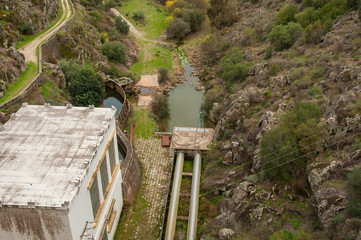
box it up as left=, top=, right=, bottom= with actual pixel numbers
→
left=0, top=103, right=123, bottom=240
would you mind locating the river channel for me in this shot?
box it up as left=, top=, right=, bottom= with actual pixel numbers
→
left=167, top=56, right=205, bottom=132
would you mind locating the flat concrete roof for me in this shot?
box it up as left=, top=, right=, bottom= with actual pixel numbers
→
left=170, top=127, right=214, bottom=151
left=0, top=104, right=116, bottom=208
left=135, top=75, right=159, bottom=88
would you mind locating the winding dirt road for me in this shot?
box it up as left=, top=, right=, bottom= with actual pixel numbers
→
left=19, top=0, right=73, bottom=64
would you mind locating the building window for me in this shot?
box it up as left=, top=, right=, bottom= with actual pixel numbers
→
left=108, top=138, right=116, bottom=172
left=100, top=156, right=109, bottom=195
left=90, top=175, right=100, bottom=218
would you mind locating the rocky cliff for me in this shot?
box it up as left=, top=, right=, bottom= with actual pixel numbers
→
left=0, top=0, right=59, bottom=48
left=197, top=1, right=361, bottom=239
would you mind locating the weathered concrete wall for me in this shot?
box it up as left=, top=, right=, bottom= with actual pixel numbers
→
left=0, top=207, right=72, bottom=240
left=106, top=79, right=140, bottom=205
left=117, top=126, right=141, bottom=206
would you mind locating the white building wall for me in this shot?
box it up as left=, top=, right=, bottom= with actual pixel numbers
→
left=0, top=207, right=72, bottom=240
left=68, top=118, right=124, bottom=240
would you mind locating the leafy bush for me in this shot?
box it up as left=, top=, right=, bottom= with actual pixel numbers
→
left=274, top=4, right=299, bottom=26
left=59, top=61, right=105, bottom=106
left=151, top=94, right=169, bottom=120
left=296, top=7, right=316, bottom=28
left=304, top=20, right=325, bottom=44
left=218, top=50, right=250, bottom=91
left=19, top=23, right=33, bottom=35
left=268, top=22, right=302, bottom=51
left=347, top=168, right=361, bottom=200
left=201, top=34, right=229, bottom=65
left=207, top=0, right=237, bottom=29
left=102, top=41, right=126, bottom=63
left=201, top=86, right=227, bottom=114
left=309, top=85, right=323, bottom=98
left=261, top=102, right=323, bottom=179
left=264, top=47, right=272, bottom=60
left=105, top=0, right=117, bottom=8
left=182, top=8, right=205, bottom=32
left=269, top=63, right=281, bottom=76
left=166, top=18, right=191, bottom=39
left=115, top=16, right=129, bottom=35
left=133, top=11, right=145, bottom=21
left=158, top=67, right=169, bottom=83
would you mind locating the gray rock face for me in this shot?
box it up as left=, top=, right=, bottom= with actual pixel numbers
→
left=218, top=228, right=235, bottom=240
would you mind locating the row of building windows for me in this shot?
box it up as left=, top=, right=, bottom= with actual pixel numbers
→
left=90, top=137, right=117, bottom=220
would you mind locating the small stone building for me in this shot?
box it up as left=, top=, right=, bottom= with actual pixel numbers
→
left=0, top=104, right=124, bottom=240
left=135, top=75, right=159, bottom=95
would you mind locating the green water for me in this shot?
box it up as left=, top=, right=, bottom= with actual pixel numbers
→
left=167, top=58, right=204, bottom=131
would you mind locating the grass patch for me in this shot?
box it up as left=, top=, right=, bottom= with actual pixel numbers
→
left=0, top=62, right=38, bottom=104
left=183, top=160, right=193, bottom=173
left=16, top=0, right=65, bottom=49
left=118, top=0, right=168, bottom=40
left=133, top=106, right=157, bottom=138
left=130, top=41, right=173, bottom=77
left=0, top=20, right=8, bottom=25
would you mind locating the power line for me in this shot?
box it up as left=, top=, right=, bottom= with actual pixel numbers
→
left=199, top=131, right=360, bottom=197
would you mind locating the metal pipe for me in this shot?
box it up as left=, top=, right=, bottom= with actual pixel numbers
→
left=187, top=153, right=201, bottom=240
left=165, top=152, right=184, bottom=240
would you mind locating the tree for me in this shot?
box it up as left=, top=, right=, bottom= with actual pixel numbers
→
left=304, top=20, right=325, bottom=44
left=260, top=125, right=300, bottom=179
left=274, top=4, right=299, bottom=26
left=166, top=18, right=191, bottom=39
left=115, top=17, right=129, bottom=35
left=182, top=9, right=205, bottom=32
left=207, top=0, right=237, bottom=29
left=68, top=68, right=105, bottom=106
left=151, top=94, right=169, bottom=120
left=158, top=67, right=169, bottom=83
left=102, top=41, right=126, bottom=63
left=268, top=22, right=302, bottom=51
left=296, top=7, right=316, bottom=28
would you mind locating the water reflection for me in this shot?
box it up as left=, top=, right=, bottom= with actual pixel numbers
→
left=103, top=86, right=124, bottom=116
left=167, top=58, right=204, bottom=131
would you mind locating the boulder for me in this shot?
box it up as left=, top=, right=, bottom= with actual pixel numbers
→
left=218, top=228, right=235, bottom=240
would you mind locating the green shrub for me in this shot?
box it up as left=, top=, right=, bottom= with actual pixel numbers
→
left=157, top=67, right=169, bottom=83
left=19, top=23, right=33, bottom=35
left=359, top=6, right=361, bottom=21
left=201, top=86, right=227, bottom=114
left=207, top=0, right=237, bottom=29
left=296, top=7, right=316, bottom=28
left=102, top=41, right=126, bottom=63
left=133, top=11, right=145, bottom=21
left=115, top=16, right=129, bottom=35
left=268, top=22, right=302, bottom=51
left=182, top=8, right=205, bottom=32
left=105, top=0, right=117, bottom=8
left=261, top=101, right=323, bottom=179
left=282, top=101, right=322, bottom=127
left=201, top=34, right=230, bottom=65
left=218, top=50, right=250, bottom=91
left=264, top=47, right=272, bottom=60
left=68, top=68, right=105, bottom=106
left=167, top=18, right=191, bottom=39
left=274, top=4, right=299, bottom=25
left=151, top=94, right=169, bottom=120
left=309, top=85, right=323, bottom=98
left=304, top=20, right=325, bottom=44
left=347, top=168, right=361, bottom=200
left=332, top=213, right=346, bottom=225
left=269, top=63, right=281, bottom=76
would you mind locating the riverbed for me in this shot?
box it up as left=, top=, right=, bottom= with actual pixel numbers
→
left=167, top=58, right=205, bottom=131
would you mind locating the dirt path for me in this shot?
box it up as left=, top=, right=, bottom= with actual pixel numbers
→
left=19, top=0, right=73, bottom=64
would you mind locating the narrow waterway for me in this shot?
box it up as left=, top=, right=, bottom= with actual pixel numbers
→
left=102, top=86, right=126, bottom=161
left=167, top=57, right=205, bottom=132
